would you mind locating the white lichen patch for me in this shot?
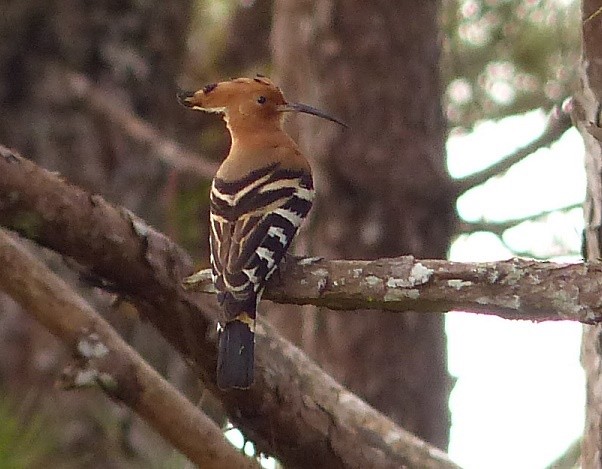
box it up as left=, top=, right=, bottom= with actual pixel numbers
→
left=183, top=269, right=216, bottom=292
left=447, top=279, right=473, bottom=289
left=498, top=295, right=521, bottom=310
left=185, top=269, right=213, bottom=283
left=406, top=289, right=420, bottom=300
left=98, top=373, right=118, bottom=391
left=551, top=290, right=581, bottom=317
left=352, top=268, right=363, bottom=278
left=312, top=268, right=329, bottom=278
left=386, top=262, right=433, bottom=289
left=487, top=269, right=500, bottom=283
left=584, top=308, right=599, bottom=323
left=77, top=334, right=109, bottom=359
left=501, top=269, right=523, bottom=286
left=297, top=256, right=323, bottom=266
left=131, top=217, right=150, bottom=237
left=364, top=275, right=381, bottom=287
left=384, top=430, right=401, bottom=446
left=332, top=278, right=345, bottom=287
left=384, top=289, right=420, bottom=301
left=476, top=295, right=520, bottom=309
left=337, top=388, right=360, bottom=407
left=72, top=369, right=117, bottom=391
left=409, top=262, right=434, bottom=286
left=74, top=369, right=98, bottom=387
left=386, top=277, right=408, bottom=288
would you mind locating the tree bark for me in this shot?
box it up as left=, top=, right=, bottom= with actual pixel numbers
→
left=0, top=0, right=196, bottom=463
left=0, top=229, right=257, bottom=469
left=0, top=0, right=193, bottom=211
left=271, top=0, right=455, bottom=448
left=577, top=2, right=602, bottom=467
left=0, top=146, right=460, bottom=469
left=186, top=256, right=602, bottom=323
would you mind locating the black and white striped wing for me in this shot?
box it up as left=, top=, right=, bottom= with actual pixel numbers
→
left=209, top=164, right=314, bottom=322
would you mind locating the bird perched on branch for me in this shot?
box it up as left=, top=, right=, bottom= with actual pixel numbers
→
left=178, top=76, right=345, bottom=390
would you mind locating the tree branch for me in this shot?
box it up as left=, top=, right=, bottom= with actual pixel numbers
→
left=0, top=229, right=256, bottom=469
left=65, top=70, right=219, bottom=179
left=544, top=438, right=581, bottom=469
left=456, top=202, right=583, bottom=235
left=185, top=254, right=602, bottom=323
left=454, top=104, right=573, bottom=194
left=0, top=146, right=460, bottom=468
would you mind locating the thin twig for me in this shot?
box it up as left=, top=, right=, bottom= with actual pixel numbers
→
left=454, top=104, right=573, bottom=195
left=584, top=6, right=602, bottom=24
left=544, top=438, right=581, bottom=469
left=457, top=202, right=583, bottom=235
left=0, top=229, right=257, bottom=469
left=66, top=70, right=219, bottom=179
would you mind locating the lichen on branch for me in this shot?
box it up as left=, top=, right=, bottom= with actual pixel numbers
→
left=186, top=256, right=602, bottom=324
left=0, top=144, right=460, bottom=469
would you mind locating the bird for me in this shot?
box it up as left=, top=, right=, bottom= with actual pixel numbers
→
left=178, top=76, right=345, bottom=390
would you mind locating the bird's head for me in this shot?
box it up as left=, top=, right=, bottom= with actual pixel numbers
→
left=177, top=76, right=346, bottom=129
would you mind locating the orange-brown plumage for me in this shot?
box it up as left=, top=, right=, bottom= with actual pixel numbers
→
left=178, top=76, right=344, bottom=389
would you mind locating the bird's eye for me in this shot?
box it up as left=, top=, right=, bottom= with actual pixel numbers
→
left=257, top=96, right=267, bottom=104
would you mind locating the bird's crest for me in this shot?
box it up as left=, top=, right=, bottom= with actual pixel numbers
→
left=177, top=76, right=347, bottom=128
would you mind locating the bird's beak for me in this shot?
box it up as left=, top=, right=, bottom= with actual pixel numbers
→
left=177, top=89, right=225, bottom=114
left=177, top=90, right=196, bottom=108
left=278, top=103, right=348, bottom=128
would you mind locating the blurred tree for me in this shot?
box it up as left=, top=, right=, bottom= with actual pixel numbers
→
left=0, top=0, right=197, bottom=465
left=0, top=0, right=584, bottom=464
left=576, top=1, right=602, bottom=466
left=188, top=0, right=581, bottom=131
left=177, top=0, right=274, bottom=259
left=270, top=0, right=455, bottom=448
left=217, top=0, right=272, bottom=75
left=442, top=0, right=579, bottom=128
left=0, top=0, right=193, bottom=213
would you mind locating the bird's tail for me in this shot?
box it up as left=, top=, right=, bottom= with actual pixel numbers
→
left=217, top=318, right=255, bottom=390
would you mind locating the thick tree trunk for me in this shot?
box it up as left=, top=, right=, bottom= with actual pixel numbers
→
left=271, top=0, right=455, bottom=448
left=0, top=0, right=192, bottom=211
left=0, top=0, right=194, bottom=463
left=578, top=2, right=602, bottom=467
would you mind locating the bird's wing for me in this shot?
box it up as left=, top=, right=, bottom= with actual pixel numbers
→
left=209, top=164, right=314, bottom=322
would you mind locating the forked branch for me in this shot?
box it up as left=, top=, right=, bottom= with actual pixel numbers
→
left=0, top=145, right=459, bottom=468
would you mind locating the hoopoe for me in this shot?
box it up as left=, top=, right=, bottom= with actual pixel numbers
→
left=178, top=76, right=345, bottom=390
